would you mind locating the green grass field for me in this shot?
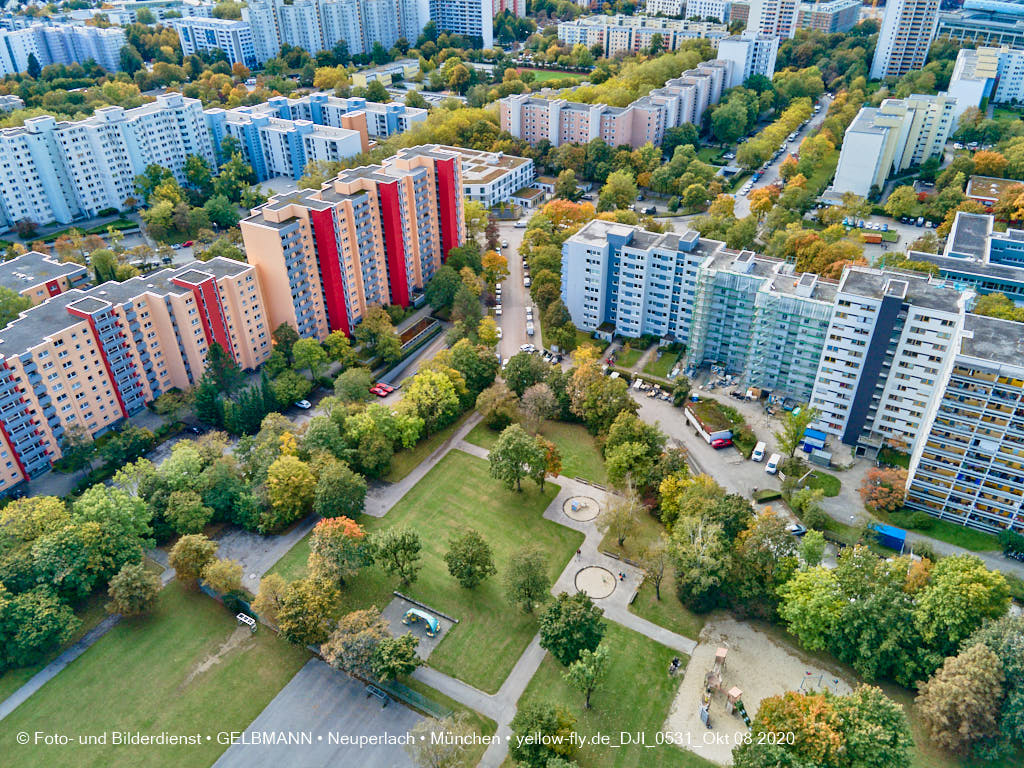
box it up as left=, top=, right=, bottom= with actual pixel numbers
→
left=575, top=330, right=609, bottom=352
left=804, top=470, right=841, bottom=497
left=642, top=350, right=680, bottom=380
left=384, top=411, right=472, bottom=483
left=696, top=146, right=727, bottom=165
left=614, top=344, right=649, bottom=369
left=884, top=510, right=1002, bottom=552
left=271, top=450, right=582, bottom=693
left=518, top=622, right=712, bottom=768
left=465, top=420, right=607, bottom=485
left=0, top=582, right=309, bottom=768
left=402, top=677, right=497, bottom=765
left=519, top=67, right=582, bottom=83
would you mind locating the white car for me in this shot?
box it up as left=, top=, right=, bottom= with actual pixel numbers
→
left=294, top=399, right=312, bottom=410
left=496, top=327, right=503, bottom=339
left=524, top=277, right=531, bottom=288
left=495, top=307, right=502, bottom=316
left=526, top=322, right=535, bottom=337
left=526, top=307, right=534, bottom=320
left=501, top=240, right=509, bottom=248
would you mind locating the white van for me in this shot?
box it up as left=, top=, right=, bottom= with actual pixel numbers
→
left=751, top=442, right=766, bottom=462
left=765, top=453, right=781, bottom=474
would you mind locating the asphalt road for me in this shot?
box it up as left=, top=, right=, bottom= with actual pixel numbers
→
left=734, top=92, right=834, bottom=218
left=496, top=219, right=542, bottom=361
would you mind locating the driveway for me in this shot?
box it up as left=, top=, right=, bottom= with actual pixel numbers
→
left=212, top=659, right=421, bottom=768
left=496, top=220, right=541, bottom=361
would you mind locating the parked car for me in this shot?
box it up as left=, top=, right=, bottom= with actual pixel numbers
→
left=765, top=453, right=781, bottom=474
left=710, top=437, right=733, bottom=449
left=751, top=441, right=766, bottom=462
left=526, top=322, right=535, bottom=336
left=495, top=307, right=502, bottom=316
left=295, top=399, right=312, bottom=409
left=524, top=277, right=531, bottom=287
left=786, top=523, right=808, bottom=537
left=514, top=220, right=527, bottom=228
left=183, top=240, right=194, bottom=247
left=501, top=240, right=508, bottom=248
left=643, top=206, right=656, bottom=214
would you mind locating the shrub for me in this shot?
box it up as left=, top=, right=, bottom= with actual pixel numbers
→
left=753, top=489, right=782, bottom=503
left=909, top=511, right=935, bottom=531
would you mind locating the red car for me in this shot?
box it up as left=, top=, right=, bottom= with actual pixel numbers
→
left=369, top=382, right=395, bottom=397
left=710, top=437, right=733, bottom=449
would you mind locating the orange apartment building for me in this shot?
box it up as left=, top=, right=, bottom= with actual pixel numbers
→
left=0, top=251, right=90, bottom=305
left=240, top=146, right=465, bottom=340
left=0, top=256, right=270, bottom=492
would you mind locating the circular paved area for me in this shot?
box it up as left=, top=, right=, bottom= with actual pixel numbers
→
left=563, top=495, right=600, bottom=522
left=575, top=566, right=617, bottom=599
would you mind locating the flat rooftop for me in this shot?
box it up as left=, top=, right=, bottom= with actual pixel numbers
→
left=840, top=267, right=965, bottom=313
left=0, top=251, right=85, bottom=292
left=962, top=313, right=1024, bottom=366
left=966, top=174, right=1019, bottom=200
left=945, top=211, right=992, bottom=260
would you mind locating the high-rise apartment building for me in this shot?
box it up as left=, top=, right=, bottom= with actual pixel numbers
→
left=493, top=0, right=526, bottom=16
left=870, top=0, right=941, bottom=79
left=716, top=32, right=779, bottom=88
left=0, top=257, right=271, bottom=493
left=948, top=46, right=1024, bottom=123
left=0, top=23, right=127, bottom=75
left=747, top=0, right=800, bottom=38
left=429, top=0, right=494, bottom=48
left=646, top=0, right=687, bottom=14
left=501, top=58, right=731, bottom=149
left=557, top=15, right=728, bottom=58
left=833, top=94, right=956, bottom=197
left=796, top=0, right=861, bottom=33
left=240, top=146, right=465, bottom=339
left=0, top=93, right=216, bottom=231
left=173, top=17, right=260, bottom=67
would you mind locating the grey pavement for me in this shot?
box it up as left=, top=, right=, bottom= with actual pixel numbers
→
left=215, top=515, right=321, bottom=594
left=497, top=220, right=542, bottom=362
left=382, top=596, right=453, bottom=661
left=213, top=659, right=422, bottom=768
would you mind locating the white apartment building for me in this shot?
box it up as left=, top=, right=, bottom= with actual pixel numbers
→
left=0, top=93, right=215, bottom=231
left=646, top=0, right=687, bottom=14
left=429, top=0, right=493, bottom=48
left=434, top=145, right=535, bottom=207
left=0, top=23, right=126, bottom=75
left=747, top=0, right=800, bottom=38
left=833, top=94, right=957, bottom=197
left=277, top=0, right=325, bottom=55
left=808, top=267, right=971, bottom=455
left=557, top=15, right=728, bottom=58
left=716, top=32, right=779, bottom=88
left=0, top=94, right=24, bottom=112
left=173, top=17, right=259, bottom=67
left=686, top=0, right=731, bottom=21
left=948, top=46, right=1024, bottom=123
left=870, top=0, right=941, bottom=79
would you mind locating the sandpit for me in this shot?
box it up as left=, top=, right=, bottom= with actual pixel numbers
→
left=563, top=496, right=600, bottom=522
left=663, top=616, right=854, bottom=765
left=574, top=566, right=617, bottom=599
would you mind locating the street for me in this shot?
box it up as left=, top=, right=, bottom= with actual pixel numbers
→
left=495, top=219, right=542, bottom=361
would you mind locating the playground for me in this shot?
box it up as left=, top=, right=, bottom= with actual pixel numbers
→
left=381, top=598, right=453, bottom=660
left=563, top=495, right=600, bottom=522
left=664, top=616, right=853, bottom=765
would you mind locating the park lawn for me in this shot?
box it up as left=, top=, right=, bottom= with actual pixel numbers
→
left=402, top=677, right=497, bottom=766
left=272, top=450, right=582, bottom=694
left=804, top=470, right=841, bottom=497
left=696, top=146, right=726, bottom=165
left=0, top=589, right=110, bottom=702
left=614, top=344, right=649, bottom=369
left=884, top=510, right=1002, bottom=552
left=519, top=67, right=581, bottom=83
left=643, top=350, right=680, bottom=380
left=575, top=329, right=609, bottom=352
left=0, top=582, right=309, bottom=768
left=466, top=420, right=607, bottom=485
left=806, top=149, right=839, bottom=195
left=518, top=622, right=711, bottom=768
left=384, top=411, right=472, bottom=483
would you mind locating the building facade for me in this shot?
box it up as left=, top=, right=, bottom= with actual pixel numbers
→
left=0, top=256, right=271, bottom=493
left=646, top=0, right=687, bottom=15
left=557, top=15, right=728, bottom=57
left=937, top=0, right=1024, bottom=49
left=434, top=144, right=535, bottom=207
left=716, top=32, right=779, bottom=88
left=833, top=94, right=957, bottom=197
left=870, top=0, right=941, bottom=80
left=240, top=146, right=465, bottom=340
left=429, top=0, right=493, bottom=48
left=747, top=0, right=800, bottom=38
left=0, top=23, right=126, bottom=75
left=948, top=46, right=1024, bottom=122
left=172, top=17, right=259, bottom=67
left=796, top=0, right=861, bottom=33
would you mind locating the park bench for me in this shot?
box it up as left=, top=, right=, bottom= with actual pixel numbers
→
left=365, top=685, right=389, bottom=707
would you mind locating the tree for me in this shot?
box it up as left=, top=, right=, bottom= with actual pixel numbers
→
left=671, top=517, right=732, bottom=612
left=885, top=185, right=918, bottom=218
left=858, top=467, right=908, bottom=513
left=263, top=454, right=316, bottom=532
left=509, top=702, right=577, bottom=767
left=597, top=491, right=640, bottom=547
left=202, top=342, right=244, bottom=397
left=0, top=286, right=32, bottom=329
left=355, top=306, right=402, bottom=365
left=201, top=557, right=243, bottom=595
left=539, top=592, right=606, bottom=666
left=292, top=337, right=327, bottom=380
left=477, top=315, right=500, bottom=348
left=314, top=460, right=367, bottom=520
left=914, top=555, right=1011, bottom=658
left=322, top=606, right=389, bottom=680
left=165, top=489, right=214, bottom=534
left=106, top=561, right=161, bottom=616
left=489, top=424, right=546, bottom=492
left=774, top=406, right=819, bottom=457
left=917, top=643, right=1005, bottom=755
left=404, top=367, right=462, bottom=434
left=275, top=577, right=338, bottom=646
left=476, top=381, right=519, bottom=430
left=639, top=536, right=670, bottom=600
left=0, top=586, right=78, bottom=669
left=451, top=283, right=483, bottom=329
left=325, top=329, right=357, bottom=368
left=252, top=573, right=287, bottom=625
left=405, top=713, right=476, bottom=768
left=564, top=644, right=610, bottom=709
left=505, top=546, right=550, bottom=613
left=332, top=368, right=370, bottom=404
left=597, top=169, right=638, bottom=212
left=309, top=515, right=369, bottom=586
left=444, top=529, right=497, bottom=589
left=426, top=265, right=462, bottom=310
left=373, top=633, right=421, bottom=681
left=372, top=527, right=423, bottom=584
left=503, top=351, right=550, bottom=397
left=58, top=423, right=96, bottom=477
left=520, top=383, right=556, bottom=433
left=272, top=322, right=300, bottom=362
left=168, top=533, right=218, bottom=587
left=965, top=615, right=1024, bottom=758
left=799, top=529, right=827, bottom=568
left=555, top=169, right=581, bottom=200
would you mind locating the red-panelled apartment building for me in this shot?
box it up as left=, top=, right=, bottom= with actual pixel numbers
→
left=240, top=145, right=466, bottom=340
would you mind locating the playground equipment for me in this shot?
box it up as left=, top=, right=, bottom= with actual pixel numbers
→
left=402, top=608, right=439, bottom=637
left=704, top=647, right=728, bottom=692
left=798, top=670, right=842, bottom=693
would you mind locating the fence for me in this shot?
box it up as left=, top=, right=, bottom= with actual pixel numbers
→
left=378, top=680, right=453, bottom=720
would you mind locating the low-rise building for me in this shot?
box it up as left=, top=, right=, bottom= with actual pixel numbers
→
left=0, top=256, right=270, bottom=493
left=966, top=174, right=1018, bottom=208
left=0, top=252, right=90, bottom=305
left=428, top=145, right=534, bottom=208
left=833, top=94, right=957, bottom=197
left=557, top=14, right=728, bottom=58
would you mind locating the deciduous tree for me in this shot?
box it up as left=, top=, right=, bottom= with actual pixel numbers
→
left=106, top=561, right=161, bottom=616
left=201, top=557, right=243, bottom=595
left=371, top=527, right=423, bottom=585
left=169, top=533, right=218, bottom=587
left=322, top=606, right=389, bottom=679
left=564, top=644, right=609, bottom=709
left=505, top=546, right=550, bottom=613
left=489, top=424, right=546, bottom=491
left=539, top=592, right=606, bottom=666
left=444, top=529, right=497, bottom=589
